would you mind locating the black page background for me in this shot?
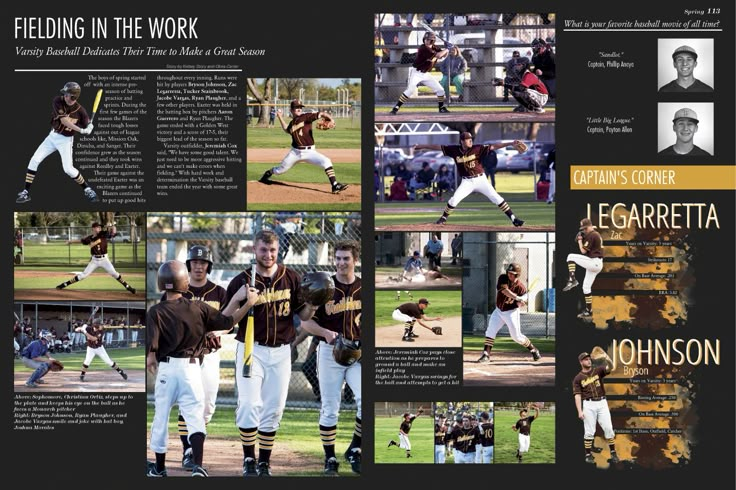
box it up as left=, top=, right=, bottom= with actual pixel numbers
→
left=5, top=1, right=734, bottom=488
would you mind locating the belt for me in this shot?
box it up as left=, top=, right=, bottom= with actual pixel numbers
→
left=293, top=145, right=314, bottom=150
left=161, top=356, right=198, bottom=364
left=93, top=254, right=106, bottom=258
left=255, top=341, right=288, bottom=348
left=585, top=396, right=605, bottom=401
left=462, top=173, right=485, bottom=179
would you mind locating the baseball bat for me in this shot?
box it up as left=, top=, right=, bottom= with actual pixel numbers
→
left=241, top=259, right=257, bottom=378
left=528, top=277, right=540, bottom=291
left=14, top=312, right=21, bottom=322
left=90, top=89, right=103, bottom=123
left=418, top=20, right=450, bottom=45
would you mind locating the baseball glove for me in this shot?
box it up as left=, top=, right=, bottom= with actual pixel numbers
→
left=204, top=333, right=222, bottom=354
left=431, top=326, right=443, bottom=335
left=512, top=140, right=528, bottom=154
left=590, top=346, right=612, bottom=369
left=576, top=230, right=585, bottom=241
left=48, top=359, right=64, bottom=372
left=316, top=118, right=336, bottom=130
left=299, top=271, right=336, bottom=307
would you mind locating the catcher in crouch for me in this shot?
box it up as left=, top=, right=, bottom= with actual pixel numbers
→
left=492, top=57, right=549, bottom=113
left=258, top=99, right=349, bottom=194
left=20, top=336, right=63, bottom=388
left=415, top=133, right=526, bottom=226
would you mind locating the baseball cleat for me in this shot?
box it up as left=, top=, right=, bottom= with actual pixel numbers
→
left=533, top=107, right=545, bottom=113
left=609, top=452, right=620, bottom=464
left=324, top=457, right=339, bottom=476
left=408, top=332, right=419, bottom=338
left=477, top=353, right=490, bottom=364
left=84, top=187, right=99, bottom=202
left=242, top=457, right=258, bottom=477
left=79, top=375, right=85, bottom=382
left=259, top=170, right=274, bottom=184
left=531, top=348, right=542, bottom=361
left=128, top=287, right=137, bottom=294
left=439, top=106, right=450, bottom=113
left=345, top=448, right=361, bottom=474
left=191, top=465, right=208, bottom=477
left=16, top=190, right=31, bottom=203
left=35, top=379, right=45, bottom=384
left=562, top=279, right=579, bottom=291
left=512, top=218, right=525, bottom=227
left=577, top=310, right=593, bottom=321
left=388, top=440, right=397, bottom=448
left=585, top=454, right=596, bottom=464
left=147, top=461, right=167, bottom=477
left=25, top=381, right=39, bottom=388
left=401, top=336, right=415, bottom=342
left=591, top=446, right=603, bottom=453
left=389, top=108, right=399, bottom=115
left=512, top=105, right=529, bottom=113
left=435, top=217, right=447, bottom=225
left=182, top=448, right=195, bottom=469
left=56, top=283, right=65, bottom=290
left=332, top=183, right=349, bottom=194
left=256, top=461, right=272, bottom=476
left=120, top=371, right=128, bottom=380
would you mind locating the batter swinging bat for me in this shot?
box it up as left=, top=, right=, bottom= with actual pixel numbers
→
left=90, top=89, right=103, bottom=123
left=241, top=259, right=257, bottom=378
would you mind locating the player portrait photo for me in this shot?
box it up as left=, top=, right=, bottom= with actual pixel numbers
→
left=657, top=102, right=714, bottom=157
left=657, top=38, right=714, bottom=93
left=145, top=211, right=362, bottom=477
left=461, top=231, right=555, bottom=387
left=246, top=78, right=361, bottom=210
left=375, top=402, right=433, bottom=464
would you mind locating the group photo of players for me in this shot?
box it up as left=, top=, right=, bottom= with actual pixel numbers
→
left=433, top=402, right=495, bottom=464
left=13, top=212, right=145, bottom=301
left=145, top=211, right=362, bottom=477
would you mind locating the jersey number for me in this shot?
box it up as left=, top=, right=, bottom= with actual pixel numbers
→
left=276, top=301, right=291, bottom=317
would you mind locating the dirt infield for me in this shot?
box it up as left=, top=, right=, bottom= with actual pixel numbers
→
left=376, top=223, right=554, bottom=232
left=376, top=316, right=461, bottom=347
left=376, top=272, right=461, bottom=289
left=15, top=289, right=144, bottom=301
left=248, top=148, right=361, bottom=164
left=374, top=111, right=555, bottom=123
left=14, top=368, right=145, bottom=392
left=462, top=350, right=555, bottom=387
left=247, top=180, right=361, bottom=205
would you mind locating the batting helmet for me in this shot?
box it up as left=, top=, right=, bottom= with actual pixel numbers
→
left=186, top=245, right=213, bottom=274
left=61, top=82, right=81, bottom=100
left=507, top=263, right=522, bottom=275
left=332, top=334, right=362, bottom=366
left=423, top=32, right=436, bottom=43
left=157, top=260, right=189, bottom=293
left=299, top=271, right=335, bottom=307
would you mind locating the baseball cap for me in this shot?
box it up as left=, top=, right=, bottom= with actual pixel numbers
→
left=413, top=251, right=420, bottom=256
left=418, top=298, right=430, bottom=305
left=673, top=108, right=699, bottom=124
left=91, top=222, right=102, bottom=228
left=290, top=99, right=305, bottom=110
left=578, top=352, right=591, bottom=361
left=672, top=45, right=697, bottom=60
left=459, top=131, right=473, bottom=141
left=579, top=218, right=595, bottom=230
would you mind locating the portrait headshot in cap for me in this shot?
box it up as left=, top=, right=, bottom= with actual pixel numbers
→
left=657, top=39, right=714, bottom=93
left=657, top=102, right=713, bottom=157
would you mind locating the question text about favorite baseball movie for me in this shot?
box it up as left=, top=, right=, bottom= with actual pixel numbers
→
left=13, top=393, right=133, bottom=431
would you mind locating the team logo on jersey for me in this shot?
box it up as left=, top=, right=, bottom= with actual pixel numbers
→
left=290, top=121, right=305, bottom=133
left=255, top=287, right=291, bottom=304
left=325, top=297, right=362, bottom=316
left=581, top=374, right=601, bottom=387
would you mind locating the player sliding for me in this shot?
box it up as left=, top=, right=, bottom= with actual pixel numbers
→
left=414, top=133, right=525, bottom=226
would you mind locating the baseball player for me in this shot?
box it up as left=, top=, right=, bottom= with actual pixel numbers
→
left=434, top=413, right=448, bottom=463
left=658, top=108, right=711, bottom=156
left=392, top=298, right=442, bottom=342
left=225, top=230, right=310, bottom=477
left=512, top=405, right=539, bottom=463
left=389, top=32, right=450, bottom=114
left=55, top=222, right=136, bottom=294
left=400, top=251, right=426, bottom=282
left=492, top=58, right=549, bottom=113
left=563, top=218, right=604, bottom=320
left=165, top=246, right=229, bottom=471
left=477, top=263, right=542, bottom=363
left=659, top=45, right=713, bottom=92
left=574, top=351, right=619, bottom=464
left=472, top=414, right=483, bottom=463
left=415, top=134, right=525, bottom=227
left=531, top=38, right=556, bottom=98
left=388, top=407, right=424, bottom=457
left=147, top=260, right=255, bottom=478
left=16, top=82, right=98, bottom=204
left=478, top=411, right=495, bottom=463
left=74, top=320, right=128, bottom=382
left=258, top=99, right=349, bottom=194
left=447, top=414, right=480, bottom=463
left=299, top=240, right=363, bottom=475
left=20, top=337, right=57, bottom=387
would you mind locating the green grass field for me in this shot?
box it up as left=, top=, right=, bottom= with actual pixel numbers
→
left=374, top=415, right=434, bottom=463
left=16, top=241, right=145, bottom=267
left=247, top=162, right=361, bottom=184
left=493, top=409, right=556, bottom=463
left=247, top=126, right=361, bottom=149
left=376, top=104, right=557, bottom=114
left=14, top=347, right=145, bottom=372
left=375, top=290, right=461, bottom=327
left=463, top=336, right=556, bottom=353
left=14, top=267, right=145, bottom=291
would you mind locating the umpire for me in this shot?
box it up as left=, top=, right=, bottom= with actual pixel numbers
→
left=147, top=260, right=256, bottom=477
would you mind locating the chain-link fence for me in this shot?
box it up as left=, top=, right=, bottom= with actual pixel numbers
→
left=462, top=232, right=555, bottom=338
left=13, top=224, right=145, bottom=267
left=375, top=401, right=430, bottom=418
left=146, top=212, right=362, bottom=409
left=375, top=13, right=555, bottom=105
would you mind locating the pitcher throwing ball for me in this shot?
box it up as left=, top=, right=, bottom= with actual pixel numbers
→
left=563, top=218, right=604, bottom=320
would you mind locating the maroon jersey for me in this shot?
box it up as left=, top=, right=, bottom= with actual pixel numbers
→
left=400, top=414, right=417, bottom=434
left=146, top=297, right=234, bottom=361
left=413, top=44, right=444, bottom=72
left=287, top=113, right=320, bottom=148
left=226, top=265, right=301, bottom=346
left=81, top=230, right=115, bottom=256
left=50, top=96, right=89, bottom=136
left=573, top=366, right=609, bottom=400
left=314, top=275, right=362, bottom=341
left=434, top=423, right=447, bottom=445
left=515, top=415, right=536, bottom=435
left=521, top=72, right=549, bottom=94
left=397, top=302, right=423, bottom=319
left=582, top=230, right=604, bottom=258
left=84, top=325, right=104, bottom=349
left=441, top=144, right=491, bottom=178
left=450, top=426, right=480, bottom=453
left=479, top=422, right=494, bottom=446
left=495, top=274, right=527, bottom=311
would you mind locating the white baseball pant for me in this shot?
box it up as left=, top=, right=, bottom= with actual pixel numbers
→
left=77, top=255, right=120, bottom=280
left=481, top=445, right=494, bottom=463
left=547, top=168, right=555, bottom=202
left=435, top=444, right=446, bottom=463
left=399, top=432, right=411, bottom=450
left=583, top=399, right=615, bottom=439
left=28, top=131, right=79, bottom=178
left=272, top=147, right=332, bottom=174
left=527, top=89, right=549, bottom=109
left=150, top=357, right=206, bottom=454
left=403, top=67, right=445, bottom=98
left=317, top=341, right=362, bottom=426
left=518, top=433, right=531, bottom=453
left=83, top=346, right=114, bottom=367
left=455, top=450, right=475, bottom=463
left=485, top=307, right=530, bottom=346
left=475, top=443, right=482, bottom=463
left=392, top=309, right=416, bottom=324
left=200, top=350, right=221, bottom=423
left=448, top=175, right=504, bottom=208
left=566, top=254, right=603, bottom=294
left=234, top=342, right=291, bottom=432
